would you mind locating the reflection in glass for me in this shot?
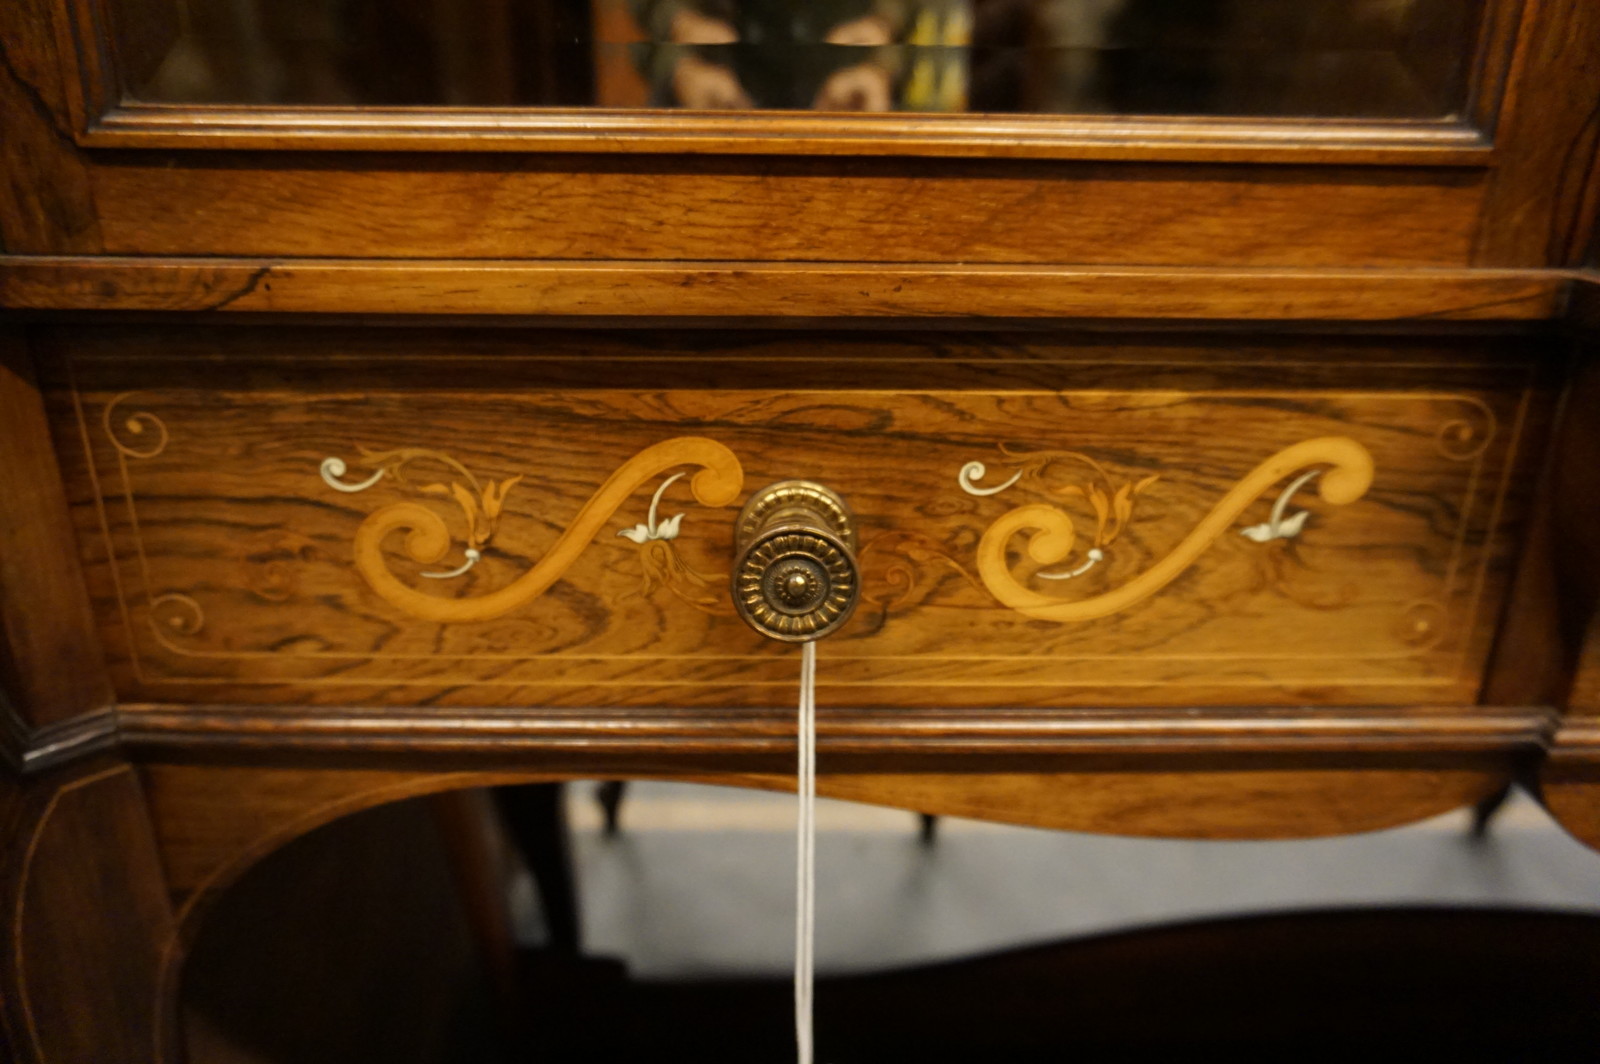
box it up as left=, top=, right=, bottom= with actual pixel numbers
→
left=125, top=0, right=1481, bottom=119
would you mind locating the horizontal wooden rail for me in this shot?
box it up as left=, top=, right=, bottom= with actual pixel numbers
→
left=0, top=257, right=1578, bottom=321
left=117, top=703, right=1558, bottom=765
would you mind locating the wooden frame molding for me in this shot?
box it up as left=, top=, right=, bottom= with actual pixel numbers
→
left=117, top=704, right=1558, bottom=765
left=58, top=0, right=1511, bottom=166
left=58, top=0, right=1517, bottom=164
left=1549, top=717, right=1600, bottom=762
left=82, top=108, right=1495, bottom=166
left=0, top=707, right=119, bottom=775
left=0, top=258, right=1577, bottom=321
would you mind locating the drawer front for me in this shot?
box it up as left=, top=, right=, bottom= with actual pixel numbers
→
left=47, top=328, right=1549, bottom=710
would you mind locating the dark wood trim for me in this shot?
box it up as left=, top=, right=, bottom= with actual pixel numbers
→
left=55, top=0, right=115, bottom=130
left=1573, top=133, right=1600, bottom=265
left=1555, top=294, right=1600, bottom=715
left=1533, top=273, right=1600, bottom=846
left=117, top=704, right=1557, bottom=766
left=1571, top=271, right=1600, bottom=327
left=1571, top=613, right=1600, bottom=713
left=0, top=0, right=99, bottom=254
left=0, top=697, right=28, bottom=774
left=1550, top=715, right=1600, bottom=762
left=0, top=760, right=178, bottom=1064
left=2, top=704, right=119, bottom=774
left=1480, top=426, right=1570, bottom=707
left=0, top=257, right=1577, bottom=321
left=82, top=106, right=1495, bottom=166
left=1479, top=301, right=1587, bottom=706
left=1467, top=0, right=1529, bottom=136
left=1554, top=279, right=1600, bottom=713
left=1473, top=0, right=1600, bottom=266
left=18, top=710, right=120, bottom=774
left=0, top=329, right=114, bottom=727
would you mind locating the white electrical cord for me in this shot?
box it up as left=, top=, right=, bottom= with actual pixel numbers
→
left=795, top=640, right=817, bottom=1064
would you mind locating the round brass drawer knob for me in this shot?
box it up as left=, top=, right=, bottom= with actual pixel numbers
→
left=732, top=481, right=859, bottom=642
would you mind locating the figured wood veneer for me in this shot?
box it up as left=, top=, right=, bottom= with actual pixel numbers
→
left=0, top=259, right=1574, bottom=321
left=40, top=326, right=1551, bottom=713
left=88, top=160, right=1486, bottom=268
left=140, top=759, right=1519, bottom=928
left=0, top=331, right=112, bottom=730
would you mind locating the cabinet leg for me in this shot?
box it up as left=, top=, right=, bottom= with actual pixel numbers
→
left=495, top=783, right=581, bottom=955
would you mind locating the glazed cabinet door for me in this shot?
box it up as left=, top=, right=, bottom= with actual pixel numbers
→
left=3, top=0, right=1598, bottom=274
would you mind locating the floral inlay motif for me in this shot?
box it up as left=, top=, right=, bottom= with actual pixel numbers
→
left=320, top=437, right=743, bottom=623
left=960, top=436, right=1376, bottom=623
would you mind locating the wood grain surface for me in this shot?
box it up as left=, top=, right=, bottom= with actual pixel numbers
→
left=140, top=758, right=1520, bottom=934
left=1507, top=352, right=1600, bottom=713
left=0, top=762, right=177, bottom=1064
left=7, top=0, right=1598, bottom=276
left=0, top=257, right=1574, bottom=321
left=814, top=765, right=1516, bottom=839
left=1473, top=0, right=1600, bottom=266
left=1551, top=353, right=1600, bottom=714
left=0, top=330, right=113, bottom=728
left=87, top=158, right=1486, bottom=267
left=1536, top=283, right=1600, bottom=850
left=0, top=0, right=99, bottom=254
left=1539, top=722, right=1600, bottom=851
left=41, top=325, right=1552, bottom=713
left=1572, top=614, right=1600, bottom=713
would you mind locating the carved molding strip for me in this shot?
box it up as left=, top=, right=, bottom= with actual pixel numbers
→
left=972, top=436, right=1375, bottom=623
left=116, top=704, right=1557, bottom=760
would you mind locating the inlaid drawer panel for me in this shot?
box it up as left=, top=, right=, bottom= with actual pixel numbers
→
left=43, top=327, right=1551, bottom=710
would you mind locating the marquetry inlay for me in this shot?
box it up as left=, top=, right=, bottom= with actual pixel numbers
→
left=54, top=338, right=1540, bottom=711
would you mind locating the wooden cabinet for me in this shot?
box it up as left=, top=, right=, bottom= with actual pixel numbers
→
left=2, top=0, right=1599, bottom=1059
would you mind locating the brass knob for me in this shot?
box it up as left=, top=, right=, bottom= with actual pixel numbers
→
left=731, top=481, right=859, bottom=642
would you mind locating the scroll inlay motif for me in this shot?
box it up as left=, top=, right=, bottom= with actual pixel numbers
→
left=968, top=436, right=1375, bottom=623
left=68, top=349, right=1527, bottom=711
left=322, top=437, right=744, bottom=623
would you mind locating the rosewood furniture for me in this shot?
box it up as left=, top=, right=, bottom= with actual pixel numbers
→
left=2, top=0, right=1599, bottom=1058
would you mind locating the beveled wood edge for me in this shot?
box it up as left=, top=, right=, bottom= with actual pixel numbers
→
left=116, top=704, right=1558, bottom=764
left=0, top=705, right=119, bottom=774
left=1545, top=718, right=1600, bottom=765
left=0, top=257, right=1579, bottom=321
left=81, top=105, right=1495, bottom=165
left=0, top=694, right=25, bottom=773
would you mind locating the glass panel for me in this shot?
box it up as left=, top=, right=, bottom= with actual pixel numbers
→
left=123, top=0, right=1482, bottom=119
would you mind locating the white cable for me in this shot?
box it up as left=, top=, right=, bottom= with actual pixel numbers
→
left=796, top=640, right=817, bottom=1064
